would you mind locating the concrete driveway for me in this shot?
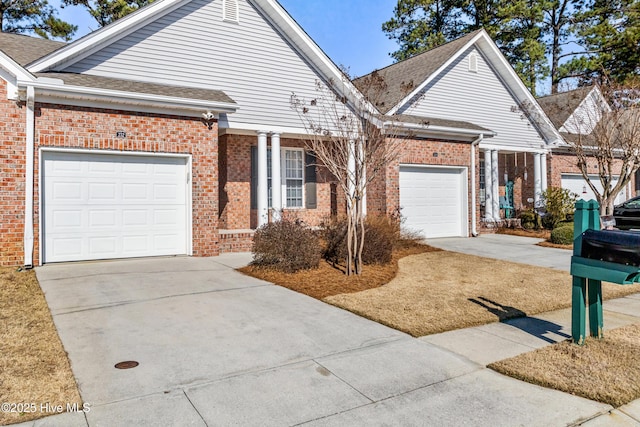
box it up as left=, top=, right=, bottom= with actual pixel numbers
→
left=428, top=233, right=572, bottom=270
left=31, top=253, right=611, bottom=426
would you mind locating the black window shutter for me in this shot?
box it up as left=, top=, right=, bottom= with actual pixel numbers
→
left=250, top=146, right=257, bottom=209
left=305, top=151, right=317, bottom=209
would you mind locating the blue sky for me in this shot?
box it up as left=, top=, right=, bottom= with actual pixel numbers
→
left=51, top=0, right=400, bottom=78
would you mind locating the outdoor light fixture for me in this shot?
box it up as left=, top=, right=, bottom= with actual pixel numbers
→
left=583, top=185, right=588, bottom=194
left=202, top=111, right=216, bottom=130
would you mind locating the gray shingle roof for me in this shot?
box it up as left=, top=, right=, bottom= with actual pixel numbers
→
left=354, top=30, right=482, bottom=114
left=537, top=86, right=594, bottom=129
left=36, top=72, right=236, bottom=105
left=0, top=32, right=66, bottom=66
left=388, top=113, right=492, bottom=133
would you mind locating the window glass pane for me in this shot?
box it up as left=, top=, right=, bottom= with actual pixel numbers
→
left=284, top=149, right=303, bottom=207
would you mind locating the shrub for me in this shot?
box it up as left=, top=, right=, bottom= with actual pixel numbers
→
left=519, top=210, right=537, bottom=230
left=251, top=220, right=321, bottom=273
left=322, top=216, right=394, bottom=266
left=541, top=187, right=578, bottom=229
left=550, top=225, right=574, bottom=245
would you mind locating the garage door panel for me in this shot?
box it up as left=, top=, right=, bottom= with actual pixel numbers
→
left=561, top=174, right=626, bottom=206
left=43, top=152, right=189, bottom=263
left=399, top=166, right=467, bottom=239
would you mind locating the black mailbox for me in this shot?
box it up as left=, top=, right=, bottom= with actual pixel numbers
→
left=581, top=229, right=640, bottom=267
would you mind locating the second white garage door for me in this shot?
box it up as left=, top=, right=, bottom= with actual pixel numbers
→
left=399, top=165, right=468, bottom=238
left=42, top=151, right=190, bottom=263
left=561, top=174, right=626, bottom=207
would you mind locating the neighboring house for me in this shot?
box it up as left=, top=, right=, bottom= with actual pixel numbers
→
left=356, top=29, right=561, bottom=232
left=537, top=86, right=630, bottom=206
left=0, top=0, right=561, bottom=267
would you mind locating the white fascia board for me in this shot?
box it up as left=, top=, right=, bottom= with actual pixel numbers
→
left=28, top=0, right=190, bottom=72
left=251, top=0, right=378, bottom=116
left=0, top=52, right=35, bottom=99
left=385, top=119, right=496, bottom=140
left=218, top=120, right=310, bottom=138
left=479, top=142, right=549, bottom=154
left=17, top=79, right=237, bottom=115
left=386, top=32, right=485, bottom=116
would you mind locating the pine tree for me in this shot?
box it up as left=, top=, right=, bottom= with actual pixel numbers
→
left=62, top=0, right=154, bottom=27
left=0, top=0, right=76, bottom=40
left=560, top=0, right=640, bottom=85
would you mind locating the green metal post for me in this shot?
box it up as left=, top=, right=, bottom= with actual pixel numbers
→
left=571, top=200, right=601, bottom=344
left=588, top=278, right=603, bottom=338
left=572, top=276, right=587, bottom=344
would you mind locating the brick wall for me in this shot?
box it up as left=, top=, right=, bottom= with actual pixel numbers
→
left=218, top=133, right=333, bottom=229
left=0, top=81, right=220, bottom=266
left=372, top=137, right=476, bottom=233
left=0, top=81, right=27, bottom=266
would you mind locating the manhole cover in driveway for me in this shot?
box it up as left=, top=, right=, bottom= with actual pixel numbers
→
left=114, top=361, right=139, bottom=369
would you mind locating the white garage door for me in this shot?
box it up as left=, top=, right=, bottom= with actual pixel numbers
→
left=561, top=174, right=626, bottom=207
left=399, top=166, right=467, bottom=238
left=42, top=151, right=189, bottom=263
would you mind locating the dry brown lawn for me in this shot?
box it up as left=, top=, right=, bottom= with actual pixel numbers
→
left=0, top=267, right=81, bottom=425
left=489, top=324, right=640, bottom=407
left=323, top=252, right=640, bottom=337
left=497, top=228, right=551, bottom=239
left=537, top=241, right=573, bottom=250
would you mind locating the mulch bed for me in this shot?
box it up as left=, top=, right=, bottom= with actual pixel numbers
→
left=239, top=243, right=439, bottom=299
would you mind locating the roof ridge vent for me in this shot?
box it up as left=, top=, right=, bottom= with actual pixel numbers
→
left=223, top=0, right=239, bottom=23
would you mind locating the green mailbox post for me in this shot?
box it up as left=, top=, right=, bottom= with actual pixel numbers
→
left=570, top=200, right=640, bottom=344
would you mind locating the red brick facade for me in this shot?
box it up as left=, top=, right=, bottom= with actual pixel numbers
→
left=0, top=82, right=27, bottom=266
left=0, top=77, right=220, bottom=266
left=218, top=134, right=333, bottom=230
left=366, top=137, right=477, bottom=234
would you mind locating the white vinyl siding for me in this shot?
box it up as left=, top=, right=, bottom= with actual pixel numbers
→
left=400, top=47, right=547, bottom=150
left=560, top=88, right=604, bottom=135
left=284, top=149, right=304, bottom=208
left=62, top=0, right=334, bottom=130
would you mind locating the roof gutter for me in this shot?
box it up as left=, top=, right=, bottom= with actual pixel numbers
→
left=16, top=79, right=238, bottom=115
left=383, top=119, right=496, bottom=138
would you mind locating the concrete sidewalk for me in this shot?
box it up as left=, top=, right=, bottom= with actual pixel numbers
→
left=18, top=244, right=640, bottom=426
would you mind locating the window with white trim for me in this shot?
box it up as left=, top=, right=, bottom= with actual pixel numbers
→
left=284, top=149, right=304, bottom=208
left=222, top=0, right=239, bottom=23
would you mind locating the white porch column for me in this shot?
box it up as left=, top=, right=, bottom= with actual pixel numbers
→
left=491, top=149, right=500, bottom=221
left=541, top=152, right=548, bottom=194
left=270, top=132, right=282, bottom=221
left=257, top=131, right=269, bottom=227
left=484, top=149, right=493, bottom=221
left=534, top=152, right=542, bottom=207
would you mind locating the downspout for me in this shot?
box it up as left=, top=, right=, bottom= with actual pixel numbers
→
left=470, top=134, right=483, bottom=237
left=24, top=85, right=35, bottom=268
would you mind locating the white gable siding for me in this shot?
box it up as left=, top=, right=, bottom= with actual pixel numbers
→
left=399, top=47, right=547, bottom=150
left=560, top=88, right=603, bottom=135
left=62, top=0, right=328, bottom=130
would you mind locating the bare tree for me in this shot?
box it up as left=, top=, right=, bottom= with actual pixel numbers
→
left=290, top=72, right=408, bottom=275
left=556, top=82, right=640, bottom=215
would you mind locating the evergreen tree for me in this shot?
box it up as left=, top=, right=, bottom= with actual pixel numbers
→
left=0, top=0, right=76, bottom=40
left=560, top=0, right=640, bottom=85
left=62, top=0, right=154, bottom=27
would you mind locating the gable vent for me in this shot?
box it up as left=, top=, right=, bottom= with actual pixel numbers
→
left=469, top=53, right=478, bottom=72
left=223, top=0, right=239, bottom=23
